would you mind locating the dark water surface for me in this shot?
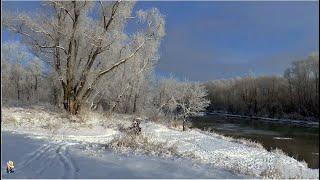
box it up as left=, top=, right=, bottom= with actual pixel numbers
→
left=190, top=114, right=319, bottom=169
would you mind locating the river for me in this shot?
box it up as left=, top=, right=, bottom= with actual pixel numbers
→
left=190, top=114, right=319, bottom=169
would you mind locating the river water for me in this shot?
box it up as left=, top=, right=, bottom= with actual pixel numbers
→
left=190, top=114, right=319, bottom=169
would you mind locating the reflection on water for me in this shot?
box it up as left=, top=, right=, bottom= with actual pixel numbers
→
left=190, top=115, right=319, bottom=169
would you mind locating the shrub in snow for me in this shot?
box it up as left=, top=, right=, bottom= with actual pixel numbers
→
left=108, top=133, right=178, bottom=158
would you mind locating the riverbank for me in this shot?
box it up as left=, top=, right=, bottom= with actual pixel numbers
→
left=1, top=106, right=319, bottom=179
left=2, top=132, right=245, bottom=179
left=190, top=113, right=319, bottom=169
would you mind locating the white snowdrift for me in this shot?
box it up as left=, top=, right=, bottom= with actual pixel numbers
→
left=1, top=106, right=319, bottom=179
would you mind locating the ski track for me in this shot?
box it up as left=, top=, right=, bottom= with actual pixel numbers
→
left=17, top=143, right=52, bottom=169
left=66, top=148, right=80, bottom=175
left=14, top=141, right=78, bottom=179
left=35, top=142, right=65, bottom=175
left=56, top=143, right=76, bottom=179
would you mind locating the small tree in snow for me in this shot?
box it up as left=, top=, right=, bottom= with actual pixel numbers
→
left=155, top=77, right=210, bottom=130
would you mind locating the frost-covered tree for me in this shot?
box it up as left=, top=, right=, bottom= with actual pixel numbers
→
left=1, top=41, right=49, bottom=104
left=3, top=1, right=165, bottom=114
left=2, top=42, right=28, bottom=101
left=154, top=77, right=210, bottom=130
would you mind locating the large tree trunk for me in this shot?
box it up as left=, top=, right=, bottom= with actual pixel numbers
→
left=62, top=83, right=81, bottom=115
left=63, top=98, right=81, bottom=115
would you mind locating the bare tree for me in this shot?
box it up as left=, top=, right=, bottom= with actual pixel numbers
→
left=3, top=1, right=165, bottom=114
left=154, top=77, right=210, bottom=130
left=284, top=53, right=319, bottom=117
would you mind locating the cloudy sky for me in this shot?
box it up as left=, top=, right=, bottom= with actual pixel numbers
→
left=2, top=1, right=319, bottom=81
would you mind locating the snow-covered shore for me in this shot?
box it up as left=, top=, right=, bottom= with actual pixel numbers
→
left=142, top=122, right=318, bottom=179
left=2, top=132, right=246, bottom=179
left=2, top=106, right=319, bottom=179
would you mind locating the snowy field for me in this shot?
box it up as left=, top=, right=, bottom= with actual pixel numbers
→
left=1, top=106, right=319, bottom=179
left=1, top=132, right=245, bottom=179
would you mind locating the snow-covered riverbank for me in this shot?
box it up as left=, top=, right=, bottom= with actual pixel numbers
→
left=2, top=132, right=245, bottom=179
left=2, top=106, right=319, bottom=179
left=142, top=122, right=318, bottom=178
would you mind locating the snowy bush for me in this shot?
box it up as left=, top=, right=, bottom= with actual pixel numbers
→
left=108, top=134, right=179, bottom=158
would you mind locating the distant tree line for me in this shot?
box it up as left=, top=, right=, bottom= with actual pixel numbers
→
left=204, top=54, right=319, bottom=120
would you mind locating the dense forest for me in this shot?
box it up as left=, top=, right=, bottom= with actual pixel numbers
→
left=205, top=54, right=319, bottom=121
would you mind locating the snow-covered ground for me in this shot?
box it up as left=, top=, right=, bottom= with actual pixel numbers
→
left=2, top=106, right=319, bottom=179
left=141, top=122, right=319, bottom=179
left=1, top=132, right=245, bottom=179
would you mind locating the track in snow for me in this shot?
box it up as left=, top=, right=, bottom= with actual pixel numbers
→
left=2, top=132, right=246, bottom=179
left=2, top=136, right=78, bottom=179
left=17, top=142, right=78, bottom=178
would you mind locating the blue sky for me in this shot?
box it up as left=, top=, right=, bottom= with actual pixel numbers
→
left=2, top=1, right=319, bottom=81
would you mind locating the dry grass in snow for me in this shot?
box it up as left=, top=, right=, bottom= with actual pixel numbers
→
left=108, top=133, right=179, bottom=158
left=1, top=106, right=122, bottom=144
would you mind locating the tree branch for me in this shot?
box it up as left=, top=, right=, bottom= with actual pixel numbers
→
left=98, top=41, right=145, bottom=77
left=100, top=0, right=120, bottom=31
left=81, top=41, right=145, bottom=101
